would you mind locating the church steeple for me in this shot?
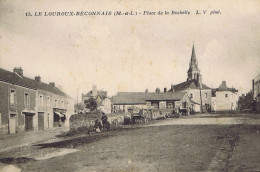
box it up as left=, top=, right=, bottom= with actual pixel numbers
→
left=187, top=43, right=201, bottom=81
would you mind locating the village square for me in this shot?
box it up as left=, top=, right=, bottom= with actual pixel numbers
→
left=1, top=0, right=260, bottom=171
left=0, top=44, right=260, bottom=172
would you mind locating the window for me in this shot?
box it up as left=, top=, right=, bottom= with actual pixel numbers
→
left=24, top=93, right=29, bottom=107
left=39, top=95, right=43, bottom=106
left=10, top=89, right=16, bottom=104
left=151, top=102, right=159, bottom=109
left=166, top=102, right=173, bottom=109
left=190, top=93, right=193, bottom=98
left=225, top=94, right=228, bottom=98
left=47, top=97, right=50, bottom=107
left=204, top=93, right=207, bottom=98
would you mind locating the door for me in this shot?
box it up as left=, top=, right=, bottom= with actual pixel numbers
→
left=25, top=114, right=33, bottom=131
left=38, top=112, right=44, bottom=130
left=9, top=114, right=16, bottom=134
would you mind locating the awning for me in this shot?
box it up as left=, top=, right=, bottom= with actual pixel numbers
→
left=55, top=112, right=65, bottom=118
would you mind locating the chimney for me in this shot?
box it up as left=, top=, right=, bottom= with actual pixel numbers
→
left=13, top=67, right=23, bottom=77
left=49, top=82, right=55, bottom=87
left=92, top=84, right=97, bottom=97
left=145, top=89, right=149, bottom=93
left=164, top=88, right=167, bottom=92
left=171, top=84, right=175, bottom=92
left=35, top=76, right=41, bottom=82
left=155, top=88, right=160, bottom=93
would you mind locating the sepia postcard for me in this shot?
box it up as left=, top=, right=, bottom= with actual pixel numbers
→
left=0, top=0, right=260, bottom=171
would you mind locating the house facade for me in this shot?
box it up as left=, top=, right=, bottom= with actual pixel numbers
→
left=211, top=81, right=239, bottom=111
left=168, top=44, right=212, bottom=112
left=145, top=92, right=190, bottom=110
left=0, top=67, right=74, bottom=134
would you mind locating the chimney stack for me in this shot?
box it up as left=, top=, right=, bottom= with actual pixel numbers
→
left=13, top=67, right=23, bottom=77
left=164, top=88, right=167, bottom=92
left=49, top=82, right=55, bottom=87
left=171, top=84, right=175, bottom=92
left=145, top=89, right=149, bottom=93
left=155, top=88, right=160, bottom=93
left=35, top=76, right=41, bottom=82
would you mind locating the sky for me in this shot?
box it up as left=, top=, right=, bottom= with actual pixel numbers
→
left=0, top=0, right=260, bottom=100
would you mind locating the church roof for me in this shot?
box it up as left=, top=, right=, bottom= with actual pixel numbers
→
left=168, top=79, right=210, bottom=92
left=188, top=44, right=200, bottom=73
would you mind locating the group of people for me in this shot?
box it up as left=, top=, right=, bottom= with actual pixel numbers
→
left=93, top=112, right=110, bottom=132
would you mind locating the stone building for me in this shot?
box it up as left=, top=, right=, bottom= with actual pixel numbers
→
left=168, top=44, right=212, bottom=112
left=211, top=81, right=239, bottom=111
left=112, top=91, right=191, bottom=112
left=0, top=67, right=74, bottom=134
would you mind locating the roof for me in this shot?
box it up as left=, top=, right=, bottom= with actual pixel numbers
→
left=216, top=81, right=238, bottom=92
left=0, top=68, right=70, bottom=98
left=168, top=79, right=210, bottom=92
left=0, top=68, right=38, bottom=90
left=211, top=81, right=238, bottom=96
left=112, top=92, right=187, bottom=105
left=112, top=92, right=146, bottom=105
left=145, top=92, right=186, bottom=101
left=188, top=44, right=200, bottom=73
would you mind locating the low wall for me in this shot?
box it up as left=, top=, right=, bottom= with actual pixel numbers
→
left=69, top=113, right=101, bottom=131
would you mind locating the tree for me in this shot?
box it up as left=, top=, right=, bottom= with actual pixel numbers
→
left=84, top=97, right=98, bottom=112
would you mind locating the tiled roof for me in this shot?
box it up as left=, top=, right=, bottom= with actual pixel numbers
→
left=0, top=68, right=38, bottom=89
left=0, top=68, right=69, bottom=97
left=112, top=92, right=146, bottom=105
left=145, top=92, right=186, bottom=101
left=112, top=92, right=187, bottom=105
left=168, top=79, right=210, bottom=92
left=212, top=81, right=238, bottom=95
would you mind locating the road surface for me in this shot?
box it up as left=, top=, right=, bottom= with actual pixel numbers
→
left=0, top=113, right=260, bottom=172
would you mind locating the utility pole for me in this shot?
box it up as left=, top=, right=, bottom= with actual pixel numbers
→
left=77, top=88, right=79, bottom=113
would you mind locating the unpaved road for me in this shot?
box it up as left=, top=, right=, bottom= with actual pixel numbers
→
left=0, top=113, right=260, bottom=172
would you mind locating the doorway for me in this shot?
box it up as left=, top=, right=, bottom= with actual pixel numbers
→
left=38, top=112, right=44, bottom=130
left=25, top=113, right=34, bottom=131
left=9, top=114, right=16, bottom=134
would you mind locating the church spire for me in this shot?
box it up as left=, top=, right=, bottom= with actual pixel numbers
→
left=187, top=43, right=200, bottom=81
left=189, top=43, right=198, bottom=69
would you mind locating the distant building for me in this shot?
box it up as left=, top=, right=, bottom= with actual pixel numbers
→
left=168, top=44, right=212, bottom=112
left=145, top=92, right=191, bottom=110
left=112, top=92, right=147, bottom=112
left=82, top=85, right=111, bottom=114
left=253, top=74, right=260, bottom=112
left=112, top=91, right=191, bottom=112
left=211, top=81, right=239, bottom=111
left=0, top=67, right=74, bottom=134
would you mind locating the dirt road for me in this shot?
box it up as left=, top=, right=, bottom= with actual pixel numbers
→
left=0, top=113, right=259, bottom=172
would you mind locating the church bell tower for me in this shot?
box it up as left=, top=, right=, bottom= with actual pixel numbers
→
left=187, top=44, right=201, bottom=81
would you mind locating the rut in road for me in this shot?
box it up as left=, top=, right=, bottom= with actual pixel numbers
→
left=207, top=126, right=240, bottom=171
